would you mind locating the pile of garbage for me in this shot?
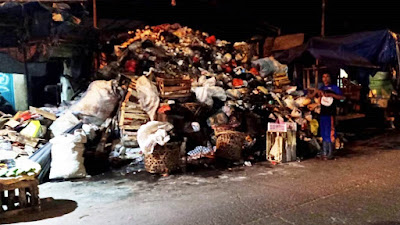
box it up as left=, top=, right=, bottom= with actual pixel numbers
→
left=0, top=79, right=121, bottom=180
left=0, top=23, right=327, bottom=180
left=100, top=24, right=323, bottom=167
left=0, top=107, right=58, bottom=160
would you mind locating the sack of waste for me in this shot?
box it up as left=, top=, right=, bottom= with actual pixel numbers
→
left=70, top=80, right=120, bottom=123
left=49, top=130, right=87, bottom=179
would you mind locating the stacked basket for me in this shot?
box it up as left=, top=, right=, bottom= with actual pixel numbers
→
left=215, top=130, right=245, bottom=161
left=144, top=142, right=181, bottom=174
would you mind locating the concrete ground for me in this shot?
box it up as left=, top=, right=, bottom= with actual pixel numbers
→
left=4, top=131, right=400, bottom=225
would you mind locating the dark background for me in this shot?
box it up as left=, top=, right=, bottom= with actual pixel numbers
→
left=95, top=0, right=400, bottom=40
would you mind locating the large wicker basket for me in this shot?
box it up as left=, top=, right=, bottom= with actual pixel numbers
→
left=144, top=142, right=181, bottom=174
left=215, top=131, right=245, bottom=161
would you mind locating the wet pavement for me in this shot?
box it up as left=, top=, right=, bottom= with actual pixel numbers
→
left=3, top=131, right=400, bottom=225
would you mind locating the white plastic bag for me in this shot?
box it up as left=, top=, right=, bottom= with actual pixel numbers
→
left=192, top=77, right=226, bottom=106
left=136, top=76, right=160, bottom=121
left=49, top=130, right=87, bottom=179
left=49, top=112, right=80, bottom=136
left=137, top=121, right=173, bottom=154
left=70, top=80, right=120, bottom=121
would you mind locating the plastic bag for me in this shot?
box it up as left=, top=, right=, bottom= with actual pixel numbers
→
left=252, top=57, right=288, bottom=77
left=136, top=76, right=160, bottom=121
left=137, top=121, right=174, bottom=155
left=70, top=80, right=120, bottom=122
left=49, top=112, right=80, bottom=136
left=310, top=119, right=319, bottom=136
left=283, top=96, right=296, bottom=110
left=49, top=130, right=87, bottom=179
left=193, top=86, right=226, bottom=106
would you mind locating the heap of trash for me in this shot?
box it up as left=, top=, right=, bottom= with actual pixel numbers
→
left=0, top=23, right=327, bottom=181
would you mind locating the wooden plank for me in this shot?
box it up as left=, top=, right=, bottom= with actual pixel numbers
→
left=160, top=93, right=191, bottom=98
left=336, top=113, right=366, bottom=121
left=29, top=107, right=56, bottom=121
left=163, top=86, right=190, bottom=92
left=395, top=38, right=400, bottom=89
left=7, top=190, right=15, bottom=210
left=123, top=125, right=141, bottom=130
left=124, top=115, right=149, bottom=120
left=124, top=110, right=147, bottom=114
left=119, top=107, right=125, bottom=128
left=271, top=33, right=305, bottom=51
left=18, top=188, right=27, bottom=208
left=314, top=64, right=319, bottom=88
left=0, top=191, right=3, bottom=212
left=0, top=179, right=37, bottom=191
left=263, top=37, right=275, bottom=57
left=124, top=107, right=143, bottom=112
left=30, top=185, right=39, bottom=207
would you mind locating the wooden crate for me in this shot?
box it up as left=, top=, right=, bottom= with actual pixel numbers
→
left=0, top=177, right=40, bottom=218
left=266, top=123, right=297, bottom=163
left=156, top=77, right=191, bottom=99
left=118, top=89, right=150, bottom=147
left=266, top=131, right=287, bottom=163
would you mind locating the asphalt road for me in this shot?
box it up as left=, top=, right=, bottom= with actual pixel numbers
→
left=3, top=131, right=400, bottom=225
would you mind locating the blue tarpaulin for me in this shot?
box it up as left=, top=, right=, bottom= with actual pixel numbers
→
left=275, top=30, right=398, bottom=69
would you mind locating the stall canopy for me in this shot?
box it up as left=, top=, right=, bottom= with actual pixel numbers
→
left=275, top=30, right=398, bottom=69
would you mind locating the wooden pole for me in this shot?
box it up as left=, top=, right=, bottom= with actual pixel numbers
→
left=315, top=60, right=319, bottom=88
left=321, top=0, right=326, bottom=37
left=93, top=0, right=97, bottom=28
left=92, top=0, right=98, bottom=72
left=395, top=38, right=400, bottom=90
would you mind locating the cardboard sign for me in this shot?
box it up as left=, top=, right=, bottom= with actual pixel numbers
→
left=268, top=123, right=287, bottom=132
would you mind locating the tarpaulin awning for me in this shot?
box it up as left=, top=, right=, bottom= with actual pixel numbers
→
left=275, top=30, right=398, bottom=69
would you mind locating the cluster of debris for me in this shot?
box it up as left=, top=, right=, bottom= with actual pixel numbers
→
left=100, top=24, right=327, bottom=171
left=1, top=24, right=330, bottom=181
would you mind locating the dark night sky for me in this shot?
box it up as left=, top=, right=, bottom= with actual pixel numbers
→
left=95, top=0, right=400, bottom=41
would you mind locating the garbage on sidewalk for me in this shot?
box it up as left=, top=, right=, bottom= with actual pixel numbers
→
left=96, top=23, right=326, bottom=173
left=0, top=23, right=331, bottom=182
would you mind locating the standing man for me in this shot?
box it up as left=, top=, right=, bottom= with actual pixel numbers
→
left=318, top=73, right=345, bottom=160
left=308, top=73, right=344, bottom=160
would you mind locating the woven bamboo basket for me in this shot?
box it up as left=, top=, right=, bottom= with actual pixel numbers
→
left=215, top=131, right=245, bottom=161
left=144, top=142, right=181, bottom=174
